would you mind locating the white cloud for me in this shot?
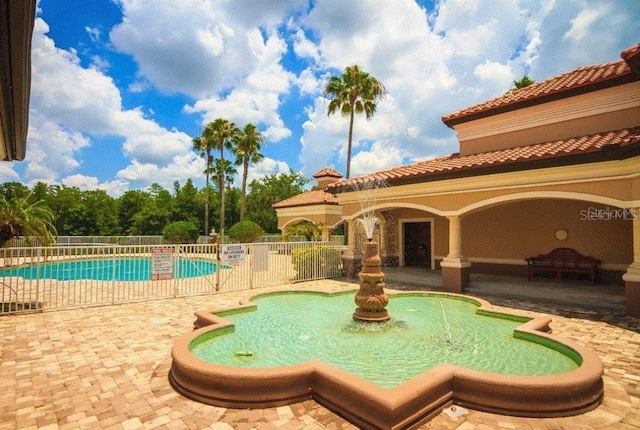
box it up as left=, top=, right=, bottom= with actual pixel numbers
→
left=26, top=16, right=208, bottom=193
left=0, top=163, right=20, bottom=183
left=109, top=0, right=307, bottom=99
left=21, top=0, right=639, bottom=196
left=115, top=151, right=202, bottom=190
left=296, top=68, right=322, bottom=96
left=350, top=141, right=404, bottom=177
left=184, top=28, right=294, bottom=142
left=112, top=108, right=193, bottom=164
left=528, top=0, right=637, bottom=78
left=473, top=60, right=514, bottom=94
left=23, top=112, right=91, bottom=183
left=296, top=1, right=461, bottom=178
left=246, top=158, right=291, bottom=184
left=563, top=4, right=608, bottom=42
left=61, top=174, right=129, bottom=196
left=292, top=29, right=322, bottom=64
left=30, top=19, right=122, bottom=134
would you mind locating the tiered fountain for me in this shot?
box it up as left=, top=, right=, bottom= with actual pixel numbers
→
left=353, top=213, right=389, bottom=322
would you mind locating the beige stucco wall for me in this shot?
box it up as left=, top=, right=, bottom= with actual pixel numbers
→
left=461, top=200, right=633, bottom=265
left=369, top=200, right=631, bottom=268
left=276, top=205, right=343, bottom=230
left=334, top=155, right=638, bottom=277
left=453, top=81, right=640, bottom=156
left=337, top=158, right=639, bottom=218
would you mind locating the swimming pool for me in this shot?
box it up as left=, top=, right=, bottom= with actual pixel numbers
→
left=0, top=257, right=218, bottom=281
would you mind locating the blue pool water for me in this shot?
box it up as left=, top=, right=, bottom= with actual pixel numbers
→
left=0, top=257, right=218, bottom=281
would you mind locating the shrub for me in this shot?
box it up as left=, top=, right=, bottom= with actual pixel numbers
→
left=291, top=246, right=341, bottom=280
left=228, top=220, right=265, bottom=243
left=162, top=221, right=199, bottom=244
left=284, top=221, right=322, bottom=241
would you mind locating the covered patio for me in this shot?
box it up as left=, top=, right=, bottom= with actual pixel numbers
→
left=323, top=43, right=640, bottom=317
left=382, top=266, right=626, bottom=315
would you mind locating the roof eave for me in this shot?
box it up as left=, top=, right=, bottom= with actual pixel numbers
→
left=273, top=201, right=340, bottom=209
left=328, top=141, right=640, bottom=193
left=442, top=74, right=637, bottom=128
left=0, top=0, right=36, bottom=162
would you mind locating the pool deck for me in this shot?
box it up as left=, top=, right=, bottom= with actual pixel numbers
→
left=0, top=270, right=638, bottom=429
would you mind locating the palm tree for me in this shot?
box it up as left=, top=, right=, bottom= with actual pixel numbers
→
left=213, top=158, right=237, bottom=231
left=214, top=158, right=237, bottom=192
left=235, top=123, right=264, bottom=221
left=192, top=135, right=215, bottom=235
left=203, top=118, right=239, bottom=241
left=0, top=194, right=57, bottom=249
left=324, top=64, right=385, bottom=179
left=509, top=75, right=535, bottom=92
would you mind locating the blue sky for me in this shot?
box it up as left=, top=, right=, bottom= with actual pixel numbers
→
left=1, top=0, right=638, bottom=196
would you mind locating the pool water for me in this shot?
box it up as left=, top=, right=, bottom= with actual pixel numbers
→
left=190, top=292, right=579, bottom=388
left=0, top=257, right=218, bottom=281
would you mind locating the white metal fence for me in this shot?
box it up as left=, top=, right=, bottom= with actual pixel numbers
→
left=0, top=242, right=344, bottom=315
left=10, top=235, right=346, bottom=247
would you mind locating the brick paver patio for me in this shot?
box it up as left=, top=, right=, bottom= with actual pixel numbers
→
left=1, top=279, right=639, bottom=429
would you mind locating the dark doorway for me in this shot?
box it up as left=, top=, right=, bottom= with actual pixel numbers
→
left=403, top=222, right=431, bottom=268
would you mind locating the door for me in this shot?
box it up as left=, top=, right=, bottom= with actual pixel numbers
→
left=403, top=222, right=431, bottom=268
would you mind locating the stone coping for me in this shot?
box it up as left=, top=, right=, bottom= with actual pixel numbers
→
left=169, top=290, right=604, bottom=429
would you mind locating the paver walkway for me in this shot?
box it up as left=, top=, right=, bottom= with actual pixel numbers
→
left=1, top=278, right=639, bottom=429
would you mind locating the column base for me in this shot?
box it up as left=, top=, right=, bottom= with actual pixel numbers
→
left=440, top=259, right=471, bottom=293
left=623, top=272, right=640, bottom=317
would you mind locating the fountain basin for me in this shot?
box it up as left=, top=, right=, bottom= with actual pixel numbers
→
left=169, top=291, right=603, bottom=430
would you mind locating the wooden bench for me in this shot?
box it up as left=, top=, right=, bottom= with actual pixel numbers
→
left=525, top=248, right=599, bottom=285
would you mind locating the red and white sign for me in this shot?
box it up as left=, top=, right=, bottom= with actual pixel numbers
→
left=152, top=247, right=174, bottom=280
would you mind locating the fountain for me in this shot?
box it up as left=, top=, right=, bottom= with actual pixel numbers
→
left=353, top=214, right=389, bottom=322
left=351, top=179, right=391, bottom=322
left=169, top=179, right=604, bottom=429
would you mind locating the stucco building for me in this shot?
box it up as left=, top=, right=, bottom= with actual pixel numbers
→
left=273, top=168, right=344, bottom=242
left=275, top=43, right=640, bottom=316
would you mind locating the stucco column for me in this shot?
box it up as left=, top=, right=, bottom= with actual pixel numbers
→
left=623, top=209, right=640, bottom=316
left=440, top=215, right=471, bottom=293
left=381, top=210, right=399, bottom=266
left=341, top=219, right=362, bottom=278
left=321, top=226, right=331, bottom=242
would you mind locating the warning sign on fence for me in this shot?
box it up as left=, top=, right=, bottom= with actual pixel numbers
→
left=221, top=245, right=246, bottom=265
left=152, top=247, right=174, bottom=280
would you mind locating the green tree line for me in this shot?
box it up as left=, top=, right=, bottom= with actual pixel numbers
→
left=0, top=170, right=308, bottom=238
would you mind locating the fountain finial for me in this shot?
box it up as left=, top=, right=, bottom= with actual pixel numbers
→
left=357, top=214, right=379, bottom=242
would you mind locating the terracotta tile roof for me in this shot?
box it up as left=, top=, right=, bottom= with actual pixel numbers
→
left=621, top=43, right=640, bottom=61
left=313, top=167, right=343, bottom=179
left=272, top=189, right=340, bottom=209
left=328, top=127, right=640, bottom=192
left=443, top=44, right=640, bottom=126
left=622, top=43, right=640, bottom=77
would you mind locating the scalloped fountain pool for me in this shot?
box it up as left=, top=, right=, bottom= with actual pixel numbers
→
left=191, top=292, right=576, bottom=387
left=170, top=290, right=604, bottom=429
